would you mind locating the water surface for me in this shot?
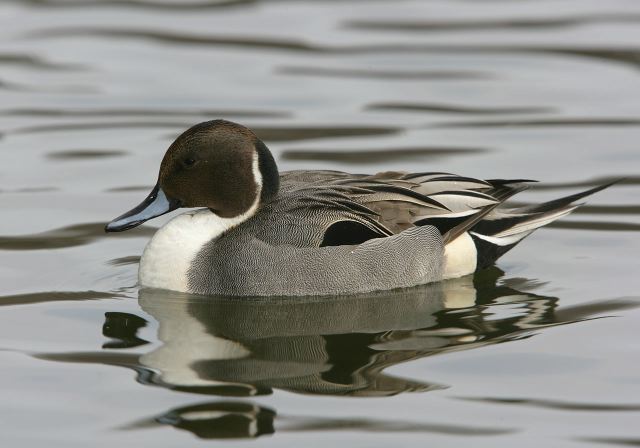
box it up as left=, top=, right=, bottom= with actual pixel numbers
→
left=1, top=0, right=639, bottom=447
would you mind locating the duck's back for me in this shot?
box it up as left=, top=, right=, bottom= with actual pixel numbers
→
left=186, top=170, right=609, bottom=297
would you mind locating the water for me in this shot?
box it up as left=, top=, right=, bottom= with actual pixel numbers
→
left=1, top=0, right=639, bottom=446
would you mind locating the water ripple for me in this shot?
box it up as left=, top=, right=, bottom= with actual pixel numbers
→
left=459, top=396, right=640, bottom=412
left=0, top=290, right=118, bottom=307
left=11, top=0, right=256, bottom=9
left=548, top=220, right=640, bottom=232
left=278, top=66, right=490, bottom=80
left=368, top=102, right=554, bottom=115
left=434, top=118, right=640, bottom=128
left=30, top=28, right=640, bottom=71
left=105, top=186, right=153, bottom=193
left=0, top=108, right=289, bottom=118
left=47, top=149, right=127, bottom=160
left=123, top=400, right=515, bottom=439
left=281, top=146, right=488, bottom=164
left=11, top=122, right=399, bottom=142
left=0, top=52, right=84, bottom=70
left=578, top=437, right=640, bottom=446
left=0, top=223, right=155, bottom=251
left=346, top=14, right=640, bottom=33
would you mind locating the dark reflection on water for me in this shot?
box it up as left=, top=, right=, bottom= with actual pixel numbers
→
left=252, top=126, right=399, bottom=142
left=47, top=149, right=127, bottom=160
left=281, top=146, right=488, bottom=164
left=435, top=118, right=640, bottom=128
left=11, top=0, right=259, bottom=9
left=367, top=102, right=554, bottom=115
left=346, top=14, right=640, bottom=33
left=33, top=28, right=327, bottom=52
left=579, top=437, right=640, bottom=446
left=105, top=185, right=153, bottom=193
left=125, top=400, right=513, bottom=439
left=32, top=269, right=637, bottom=439
left=13, top=121, right=201, bottom=134
left=102, top=312, right=149, bottom=349
left=278, top=66, right=491, bottom=80
left=459, top=397, right=640, bottom=412
left=0, top=186, right=58, bottom=193
left=1, top=108, right=289, bottom=118
left=9, top=0, right=398, bottom=8
left=12, top=122, right=398, bottom=142
left=0, top=223, right=155, bottom=250
left=564, top=204, right=640, bottom=215
left=30, top=27, right=640, bottom=71
left=548, top=220, right=640, bottom=232
left=108, top=255, right=141, bottom=266
left=134, top=401, right=277, bottom=439
left=0, top=52, right=84, bottom=70
left=0, top=290, right=118, bottom=307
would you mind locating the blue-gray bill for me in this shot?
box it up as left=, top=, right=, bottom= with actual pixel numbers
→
left=105, top=185, right=181, bottom=232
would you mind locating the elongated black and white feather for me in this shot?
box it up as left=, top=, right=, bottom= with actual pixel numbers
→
left=278, top=171, right=614, bottom=274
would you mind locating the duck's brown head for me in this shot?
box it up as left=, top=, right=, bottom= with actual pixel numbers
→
left=105, top=120, right=279, bottom=232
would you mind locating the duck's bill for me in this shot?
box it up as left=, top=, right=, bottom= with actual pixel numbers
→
left=105, top=185, right=181, bottom=232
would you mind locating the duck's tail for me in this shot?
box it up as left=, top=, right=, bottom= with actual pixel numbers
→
left=467, top=181, right=616, bottom=270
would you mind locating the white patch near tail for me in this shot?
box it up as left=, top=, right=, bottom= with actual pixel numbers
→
left=443, top=232, right=477, bottom=279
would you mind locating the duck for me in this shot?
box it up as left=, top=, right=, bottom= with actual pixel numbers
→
left=105, top=119, right=611, bottom=296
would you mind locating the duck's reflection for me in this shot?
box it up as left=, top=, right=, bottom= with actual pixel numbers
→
left=37, top=268, right=632, bottom=439
left=134, top=268, right=564, bottom=398
left=137, top=401, right=277, bottom=439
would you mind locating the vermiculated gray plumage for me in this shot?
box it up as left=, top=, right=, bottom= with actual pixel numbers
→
left=188, top=170, right=609, bottom=296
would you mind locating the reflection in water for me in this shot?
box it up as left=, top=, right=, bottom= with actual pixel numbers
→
left=102, top=312, right=149, bottom=349
left=126, top=401, right=277, bottom=439
left=47, top=149, right=127, bottom=160
left=126, top=399, right=513, bottom=439
left=33, top=269, right=636, bottom=439
left=31, top=27, right=640, bottom=71
left=460, top=397, right=640, bottom=412
left=578, top=436, right=640, bottom=446
left=278, top=66, right=490, bottom=80
left=11, top=122, right=398, bottom=142
left=0, top=52, right=83, bottom=70
left=0, top=290, right=117, bottom=307
left=281, top=146, right=488, bottom=164
left=367, top=102, right=553, bottom=115
left=0, top=222, right=155, bottom=250
left=10, top=0, right=257, bottom=9
left=548, top=220, right=640, bottom=232
left=346, top=15, right=640, bottom=33
left=435, top=118, right=640, bottom=128
left=1, top=107, right=288, bottom=118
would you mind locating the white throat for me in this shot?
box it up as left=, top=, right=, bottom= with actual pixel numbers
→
left=139, top=154, right=262, bottom=293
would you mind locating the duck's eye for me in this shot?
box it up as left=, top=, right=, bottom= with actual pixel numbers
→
left=183, top=158, right=197, bottom=168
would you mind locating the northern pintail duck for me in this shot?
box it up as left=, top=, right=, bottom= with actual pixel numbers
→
left=106, top=120, right=610, bottom=296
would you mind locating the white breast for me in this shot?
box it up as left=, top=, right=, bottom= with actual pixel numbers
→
left=139, top=210, right=233, bottom=292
